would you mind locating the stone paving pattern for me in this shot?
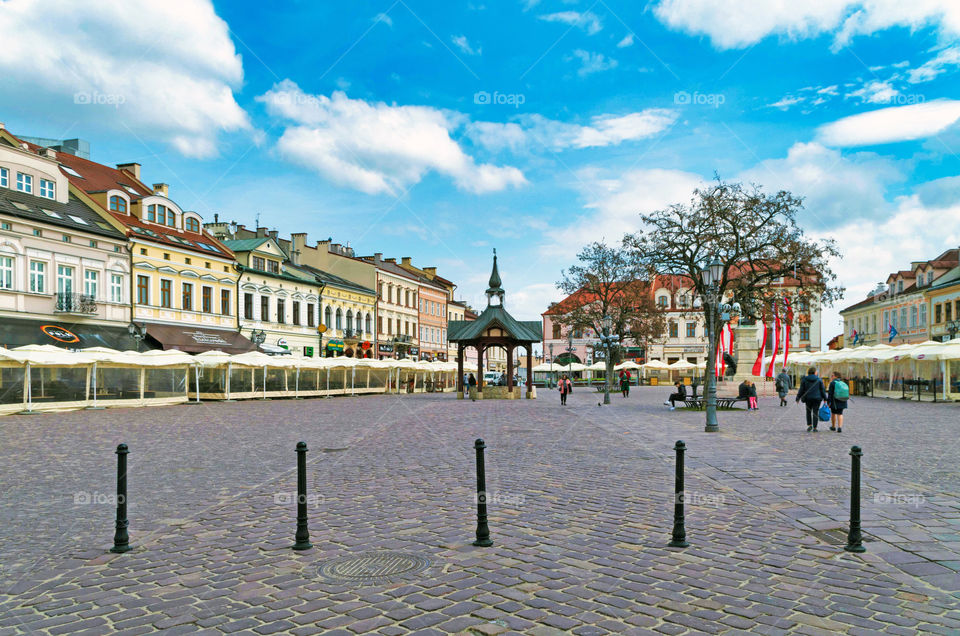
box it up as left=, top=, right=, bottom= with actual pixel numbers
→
left=1, top=387, right=960, bottom=634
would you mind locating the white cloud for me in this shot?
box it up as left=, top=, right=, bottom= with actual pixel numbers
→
left=652, top=0, right=960, bottom=49
left=538, top=11, right=603, bottom=35
left=908, top=45, right=960, bottom=82
left=739, top=142, right=902, bottom=226
left=0, top=0, right=250, bottom=158
left=258, top=80, right=526, bottom=196
left=466, top=110, right=677, bottom=152
left=617, top=34, right=635, bottom=48
left=571, top=50, right=618, bottom=76
left=818, top=85, right=840, bottom=95
left=847, top=79, right=900, bottom=103
left=769, top=96, right=804, bottom=110
left=817, top=99, right=960, bottom=146
left=452, top=35, right=481, bottom=55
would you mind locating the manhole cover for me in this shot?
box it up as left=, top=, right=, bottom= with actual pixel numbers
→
left=316, top=551, right=431, bottom=584
left=806, top=527, right=872, bottom=546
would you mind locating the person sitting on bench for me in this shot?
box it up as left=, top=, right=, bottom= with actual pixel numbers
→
left=664, top=380, right=687, bottom=410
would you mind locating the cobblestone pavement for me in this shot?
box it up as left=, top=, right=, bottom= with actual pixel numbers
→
left=1, top=387, right=960, bottom=634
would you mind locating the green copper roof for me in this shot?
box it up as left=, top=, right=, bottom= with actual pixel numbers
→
left=221, top=237, right=270, bottom=252
left=448, top=305, right=541, bottom=342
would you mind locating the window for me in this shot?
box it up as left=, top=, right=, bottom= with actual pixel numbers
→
left=292, top=301, right=301, bottom=325
left=419, top=298, right=423, bottom=312
left=109, top=196, right=127, bottom=213
left=405, top=320, right=410, bottom=335
left=897, top=280, right=903, bottom=294
left=872, top=314, right=877, bottom=333
left=163, top=253, right=170, bottom=260
left=221, top=290, right=231, bottom=316
left=935, top=304, right=943, bottom=324
left=140, top=248, right=147, bottom=255
left=927, top=272, right=934, bottom=285
left=669, top=322, right=679, bottom=338
left=261, top=296, right=269, bottom=322
left=900, top=307, right=907, bottom=329
left=202, top=286, right=212, bottom=313
left=657, top=295, right=668, bottom=308
left=800, top=326, right=810, bottom=341
left=33, top=229, right=41, bottom=237
left=277, top=299, right=286, bottom=324
left=160, top=279, right=172, bottom=308
left=16, top=172, right=32, bottom=193
left=346, top=310, right=353, bottom=332
left=336, top=308, right=342, bottom=330
left=268, top=260, right=279, bottom=274
left=686, top=322, right=696, bottom=338
left=244, top=293, right=254, bottom=319
left=252, top=256, right=265, bottom=271
left=920, top=304, right=927, bottom=327
left=55, top=265, right=74, bottom=297
left=0, top=256, right=13, bottom=289
left=1, top=221, right=9, bottom=231
left=62, top=235, right=70, bottom=243
left=388, top=317, right=393, bottom=335
left=387, top=286, right=393, bottom=304
left=910, top=305, right=918, bottom=328
left=947, top=302, right=954, bottom=323
left=137, top=275, right=149, bottom=304
left=146, top=204, right=156, bottom=222
left=185, top=217, right=200, bottom=232
left=29, top=261, right=45, bottom=293
left=110, top=274, right=123, bottom=303
left=552, top=324, right=561, bottom=339
left=84, top=270, right=98, bottom=298
left=182, top=283, right=193, bottom=311
left=378, top=316, right=383, bottom=334
left=405, top=290, right=410, bottom=306
left=307, top=304, right=315, bottom=327
left=89, top=240, right=97, bottom=248
left=39, top=179, right=55, bottom=199
left=0, top=167, right=7, bottom=187
left=365, top=314, right=371, bottom=334
left=324, top=305, right=332, bottom=328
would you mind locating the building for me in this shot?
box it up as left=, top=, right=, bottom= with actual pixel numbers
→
left=0, top=126, right=134, bottom=348
left=397, top=256, right=456, bottom=362
left=361, top=254, right=420, bottom=359
left=840, top=249, right=959, bottom=346
left=49, top=145, right=253, bottom=353
left=543, top=273, right=822, bottom=368
left=222, top=236, right=324, bottom=356
left=926, top=264, right=960, bottom=343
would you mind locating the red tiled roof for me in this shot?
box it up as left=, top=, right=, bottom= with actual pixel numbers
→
left=10, top=132, right=233, bottom=259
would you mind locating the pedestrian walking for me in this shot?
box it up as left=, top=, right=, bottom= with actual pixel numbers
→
left=559, top=373, right=572, bottom=405
left=827, top=371, right=849, bottom=433
left=747, top=380, right=758, bottom=411
left=775, top=367, right=792, bottom=406
left=796, top=367, right=828, bottom=432
left=619, top=369, right=631, bottom=398
left=664, top=380, right=686, bottom=410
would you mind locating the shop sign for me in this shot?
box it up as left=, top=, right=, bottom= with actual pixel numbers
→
left=181, top=330, right=231, bottom=346
left=409, top=347, right=419, bottom=355
left=41, top=325, right=80, bottom=343
left=378, top=343, right=394, bottom=353
left=304, top=346, right=314, bottom=357
left=360, top=341, right=372, bottom=350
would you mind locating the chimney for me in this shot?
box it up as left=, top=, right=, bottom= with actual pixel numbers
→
left=291, top=249, right=301, bottom=265
left=0, top=122, right=4, bottom=130
left=330, top=243, right=341, bottom=254
left=153, top=183, right=169, bottom=197
left=42, top=148, right=56, bottom=159
left=423, top=267, right=436, bottom=277
left=268, top=230, right=279, bottom=240
left=401, top=257, right=412, bottom=266
left=385, top=257, right=396, bottom=264
left=374, top=252, right=383, bottom=262
left=257, top=227, right=268, bottom=238
left=117, top=163, right=141, bottom=180
left=214, top=213, right=219, bottom=223
left=291, top=232, right=308, bottom=254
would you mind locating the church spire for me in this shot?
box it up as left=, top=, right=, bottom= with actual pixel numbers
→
left=486, top=249, right=505, bottom=307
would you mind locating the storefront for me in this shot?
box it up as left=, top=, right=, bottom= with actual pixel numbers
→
left=325, top=338, right=345, bottom=357
left=0, top=317, right=144, bottom=351
left=143, top=323, right=256, bottom=354
left=378, top=342, right=394, bottom=359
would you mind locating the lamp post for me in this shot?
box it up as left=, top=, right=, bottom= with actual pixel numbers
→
left=548, top=343, right=554, bottom=388
left=597, top=313, right=620, bottom=405
left=127, top=322, right=145, bottom=352
left=947, top=319, right=960, bottom=342
left=700, top=258, right=740, bottom=433
left=250, top=329, right=266, bottom=350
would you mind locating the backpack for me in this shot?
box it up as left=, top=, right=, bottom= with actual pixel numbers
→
left=775, top=377, right=784, bottom=391
left=833, top=380, right=849, bottom=400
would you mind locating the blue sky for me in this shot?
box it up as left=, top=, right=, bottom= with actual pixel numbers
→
left=2, top=1, right=960, bottom=342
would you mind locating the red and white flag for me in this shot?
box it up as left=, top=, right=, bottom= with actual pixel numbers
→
left=767, top=301, right=781, bottom=378
left=782, top=297, right=792, bottom=367
left=752, top=314, right=769, bottom=377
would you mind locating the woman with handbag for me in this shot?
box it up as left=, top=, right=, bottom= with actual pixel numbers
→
left=559, top=374, right=572, bottom=405
left=795, top=367, right=827, bottom=432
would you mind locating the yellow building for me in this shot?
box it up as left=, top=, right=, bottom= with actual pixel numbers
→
left=925, top=261, right=960, bottom=342
left=57, top=154, right=254, bottom=353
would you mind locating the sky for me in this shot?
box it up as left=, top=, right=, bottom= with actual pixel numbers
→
left=2, top=0, right=960, bottom=344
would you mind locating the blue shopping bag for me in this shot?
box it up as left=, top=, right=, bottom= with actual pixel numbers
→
left=818, top=403, right=831, bottom=422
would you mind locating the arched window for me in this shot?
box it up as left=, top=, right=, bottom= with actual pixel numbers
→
left=109, top=195, right=127, bottom=213
left=657, top=295, right=669, bottom=308
left=346, top=309, right=353, bottom=332
left=365, top=314, right=371, bottom=334
left=185, top=217, right=200, bottom=232
left=335, top=308, right=343, bottom=330
left=324, top=305, right=332, bottom=328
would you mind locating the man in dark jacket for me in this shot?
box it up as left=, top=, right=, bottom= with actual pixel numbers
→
left=666, top=381, right=686, bottom=410
left=796, top=367, right=827, bottom=432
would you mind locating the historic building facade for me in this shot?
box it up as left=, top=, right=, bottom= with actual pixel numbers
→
left=0, top=127, right=133, bottom=348
left=362, top=254, right=420, bottom=359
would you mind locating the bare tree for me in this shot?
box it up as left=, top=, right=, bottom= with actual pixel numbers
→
left=624, top=178, right=842, bottom=429
left=555, top=241, right=666, bottom=404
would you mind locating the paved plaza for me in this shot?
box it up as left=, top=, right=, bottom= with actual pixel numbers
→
left=1, top=387, right=960, bottom=635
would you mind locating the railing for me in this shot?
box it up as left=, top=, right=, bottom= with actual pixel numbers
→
left=395, top=334, right=412, bottom=344
left=55, top=293, right=97, bottom=314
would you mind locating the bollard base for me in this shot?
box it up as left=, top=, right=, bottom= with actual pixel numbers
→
left=292, top=541, right=313, bottom=551
left=667, top=539, right=689, bottom=548
left=472, top=538, right=493, bottom=547
left=844, top=543, right=866, bottom=553
left=109, top=543, right=132, bottom=553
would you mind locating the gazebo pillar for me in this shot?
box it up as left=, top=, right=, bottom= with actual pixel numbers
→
left=526, top=345, right=534, bottom=399
left=457, top=344, right=464, bottom=400
left=476, top=343, right=484, bottom=399
left=506, top=345, right=514, bottom=397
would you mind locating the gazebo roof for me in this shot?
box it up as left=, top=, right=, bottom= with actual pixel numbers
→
left=448, top=306, right=542, bottom=343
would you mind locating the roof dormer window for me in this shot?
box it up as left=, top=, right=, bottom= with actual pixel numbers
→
left=147, top=204, right=176, bottom=228
left=897, top=280, right=903, bottom=294
left=109, top=195, right=127, bottom=213
left=16, top=172, right=32, bottom=194
left=0, top=167, right=8, bottom=188
left=39, top=179, right=55, bottom=199
left=927, top=271, right=934, bottom=285
left=185, top=217, right=200, bottom=233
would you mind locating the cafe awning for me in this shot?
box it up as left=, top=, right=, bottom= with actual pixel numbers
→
left=144, top=323, right=256, bottom=354
left=0, top=317, right=149, bottom=350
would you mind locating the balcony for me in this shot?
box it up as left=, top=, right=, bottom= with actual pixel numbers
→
left=55, top=293, right=98, bottom=315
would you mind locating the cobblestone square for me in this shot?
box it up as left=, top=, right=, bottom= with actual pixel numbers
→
left=1, top=388, right=960, bottom=634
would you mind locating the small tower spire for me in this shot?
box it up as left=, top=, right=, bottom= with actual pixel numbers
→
left=486, top=248, right=504, bottom=307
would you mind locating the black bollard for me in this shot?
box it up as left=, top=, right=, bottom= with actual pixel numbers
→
left=110, top=443, right=131, bottom=553
left=668, top=440, right=689, bottom=548
left=292, top=441, right=312, bottom=551
left=844, top=445, right=866, bottom=553
left=472, top=438, right=493, bottom=547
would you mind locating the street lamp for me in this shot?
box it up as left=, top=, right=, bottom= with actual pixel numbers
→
left=947, top=319, right=960, bottom=341
left=250, top=329, right=266, bottom=349
left=700, top=257, right=740, bottom=433
left=127, top=322, right=146, bottom=352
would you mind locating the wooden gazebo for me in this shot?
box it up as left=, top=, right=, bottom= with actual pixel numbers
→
left=448, top=251, right=542, bottom=399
